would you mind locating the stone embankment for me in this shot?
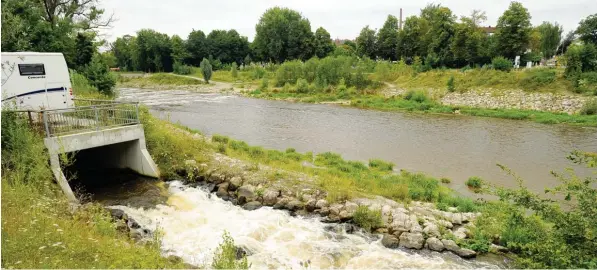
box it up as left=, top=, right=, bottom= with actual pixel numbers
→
left=383, top=87, right=589, bottom=114
left=176, top=153, right=507, bottom=259
left=441, top=89, right=589, bottom=114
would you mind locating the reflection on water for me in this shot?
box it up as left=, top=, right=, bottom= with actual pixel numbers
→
left=118, top=88, right=597, bottom=197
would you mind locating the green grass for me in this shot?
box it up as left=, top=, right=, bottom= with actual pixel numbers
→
left=117, top=73, right=204, bottom=88
left=1, top=111, right=186, bottom=268
left=466, top=176, right=483, bottom=189
left=249, top=90, right=597, bottom=127
left=211, top=231, right=250, bottom=269
left=368, top=159, right=394, bottom=171
left=352, top=206, right=383, bottom=231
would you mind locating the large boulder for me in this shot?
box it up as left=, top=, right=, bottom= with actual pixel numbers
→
left=389, top=212, right=411, bottom=234
left=286, top=199, right=303, bottom=211
left=344, top=202, right=359, bottom=216
left=315, top=199, right=329, bottom=209
left=425, top=237, right=445, bottom=252
left=456, top=248, right=477, bottom=258
left=305, top=199, right=318, bottom=212
left=238, top=185, right=256, bottom=204
left=262, top=189, right=279, bottom=206
left=228, top=176, right=243, bottom=191
left=381, top=234, right=400, bottom=249
left=453, top=226, right=469, bottom=239
left=216, top=182, right=229, bottom=197
left=208, top=173, right=226, bottom=184
left=423, top=222, right=441, bottom=238
left=441, top=239, right=460, bottom=253
left=399, top=232, right=424, bottom=249
left=242, top=201, right=262, bottom=211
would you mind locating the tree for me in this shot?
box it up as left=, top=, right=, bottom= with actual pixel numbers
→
left=314, top=27, right=334, bottom=58
left=170, top=35, right=189, bottom=64
left=356, top=26, right=377, bottom=58
left=73, top=32, right=95, bottom=70
left=451, top=17, right=486, bottom=67
left=243, top=54, right=252, bottom=65
left=206, top=29, right=250, bottom=65
left=200, top=58, right=212, bottom=83
left=469, top=10, right=487, bottom=27
left=377, top=15, right=400, bottom=60
left=398, top=16, right=427, bottom=62
left=537, top=22, right=563, bottom=59
left=84, top=54, right=116, bottom=95
left=135, top=29, right=173, bottom=72
left=576, top=14, right=597, bottom=46
left=421, top=4, right=456, bottom=67
left=231, top=62, right=238, bottom=78
left=186, top=29, right=209, bottom=66
left=111, top=35, right=137, bottom=71
left=495, top=1, right=532, bottom=59
left=252, top=7, right=315, bottom=62
left=557, top=31, right=576, bottom=55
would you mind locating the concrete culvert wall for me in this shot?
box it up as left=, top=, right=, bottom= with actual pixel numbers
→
left=44, top=125, right=160, bottom=203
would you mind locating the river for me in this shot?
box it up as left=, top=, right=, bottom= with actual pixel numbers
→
left=118, top=87, right=597, bottom=197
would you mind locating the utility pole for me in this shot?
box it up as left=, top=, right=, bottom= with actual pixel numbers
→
left=399, top=8, right=403, bottom=30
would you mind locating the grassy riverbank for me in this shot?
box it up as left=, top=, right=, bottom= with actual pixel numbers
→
left=248, top=90, right=597, bottom=126
left=0, top=112, right=187, bottom=268
left=141, top=108, right=597, bottom=268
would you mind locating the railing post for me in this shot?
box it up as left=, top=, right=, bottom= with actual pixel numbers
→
left=135, top=103, right=140, bottom=124
left=42, top=111, right=50, bottom=137
left=93, top=105, right=99, bottom=131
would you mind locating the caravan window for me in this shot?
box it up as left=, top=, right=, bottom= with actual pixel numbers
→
left=18, top=64, right=46, bottom=76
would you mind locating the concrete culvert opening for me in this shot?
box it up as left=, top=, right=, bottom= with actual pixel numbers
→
left=61, top=140, right=165, bottom=207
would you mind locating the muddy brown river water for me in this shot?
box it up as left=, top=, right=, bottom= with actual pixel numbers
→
left=118, top=87, right=597, bottom=197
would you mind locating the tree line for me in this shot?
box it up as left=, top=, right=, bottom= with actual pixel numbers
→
left=105, top=3, right=596, bottom=73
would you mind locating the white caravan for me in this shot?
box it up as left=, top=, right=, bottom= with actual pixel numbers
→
left=1, top=52, right=74, bottom=110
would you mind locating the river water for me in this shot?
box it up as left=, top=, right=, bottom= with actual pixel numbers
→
left=118, top=87, right=597, bottom=197
left=107, top=181, right=502, bottom=269
left=110, top=87, right=594, bottom=268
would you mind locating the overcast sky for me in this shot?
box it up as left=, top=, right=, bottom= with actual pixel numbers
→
left=99, top=0, right=596, bottom=42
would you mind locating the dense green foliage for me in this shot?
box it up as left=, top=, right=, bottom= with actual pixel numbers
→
left=492, top=56, right=512, bottom=72
left=576, top=14, right=597, bottom=46
left=470, top=152, right=597, bottom=268
left=356, top=26, right=377, bottom=58
left=465, top=176, right=483, bottom=188
left=494, top=2, right=532, bottom=59
left=376, top=15, right=400, bottom=60
left=314, top=27, right=335, bottom=58
left=252, top=7, right=316, bottom=62
left=537, top=22, right=563, bottom=59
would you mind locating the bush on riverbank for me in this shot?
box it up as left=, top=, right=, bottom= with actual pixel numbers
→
left=469, top=154, right=597, bottom=268
left=352, top=206, right=383, bottom=232
left=1, top=111, right=185, bottom=268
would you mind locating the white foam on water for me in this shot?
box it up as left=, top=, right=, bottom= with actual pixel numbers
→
left=112, top=181, right=499, bottom=269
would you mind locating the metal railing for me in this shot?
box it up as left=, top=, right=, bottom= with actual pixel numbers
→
left=17, top=99, right=140, bottom=137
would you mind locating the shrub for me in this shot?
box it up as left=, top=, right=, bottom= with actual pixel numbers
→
left=275, top=60, right=303, bottom=86
left=228, top=140, right=249, bottom=151
left=248, top=146, right=265, bottom=158
left=441, top=177, right=451, bottom=184
left=83, top=55, right=116, bottom=95
left=492, top=56, right=512, bottom=72
left=580, top=98, right=597, bottom=115
left=296, top=78, right=309, bottom=93
left=231, top=62, right=238, bottom=78
left=368, top=159, right=394, bottom=171
left=212, top=134, right=230, bottom=144
left=173, top=61, right=192, bottom=75
left=200, top=58, right=213, bottom=83
left=259, top=78, right=269, bottom=90
left=447, top=75, right=455, bottom=92
left=211, top=231, right=250, bottom=269
left=352, top=206, right=383, bottom=231
left=466, top=176, right=483, bottom=189
left=520, top=69, right=557, bottom=90
left=577, top=72, right=597, bottom=95
left=404, top=90, right=428, bottom=103
left=251, top=66, right=266, bottom=79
